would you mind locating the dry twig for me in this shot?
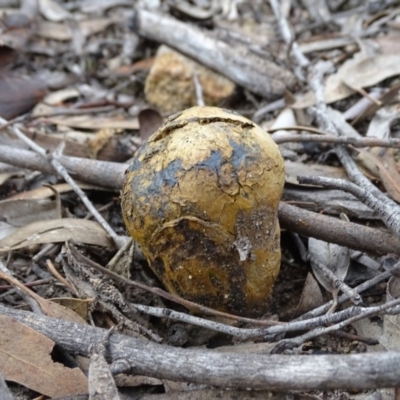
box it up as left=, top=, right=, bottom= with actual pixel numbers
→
left=0, top=119, right=126, bottom=248
left=298, top=175, right=400, bottom=237
left=1, top=305, right=400, bottom=391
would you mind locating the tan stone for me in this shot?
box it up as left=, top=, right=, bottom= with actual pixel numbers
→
left=144, top=46, right=235, bottom=113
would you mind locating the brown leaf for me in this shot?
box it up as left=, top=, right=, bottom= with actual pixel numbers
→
left=294, top=53, right=400, bottom=108
left=285, top=160, right=347, bottom=185
left=87, top=128, right=121, bottom=159
left=0, top=197, right=59, bottom=227
left=357, top=148, right=400, bottom=203
left=0, top=72, right=47, bottom=119
left=0, top=314, right=87, bottom=397
left=138, top=108, right=163, bottom=141
left=0, top=0, right=38, bottom=52
left=377, top=148, right=400, bottom=203
left=0, top=218, right=113, bottom=251
left=112, top=57, right=154, bottom=76
left=293, top=273, right=324, bottom=318
left=41, top=114, right=139, bottom=130
left=51, top=297, right=92, bottom=320
left=351, top=82, right=400, bottom=124
left=9, top=182, right=106, bottom=200
left=0, top=271, right=87, bottom=324
left=0, top=46, right=17, bottom=69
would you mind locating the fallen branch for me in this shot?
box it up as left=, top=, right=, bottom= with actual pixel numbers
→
left=278, top=202, right=399, bottom=255
left=0, top=144, right=124, bottom=191
left=297, top=175, right=400, bottom=237
left=131, top=9, right=296, bottom=99
left=273, top=130, right=400, bottom=148
left=0, top=144, right=398, bottom=254
left=1, top=304, right=400, bottom=391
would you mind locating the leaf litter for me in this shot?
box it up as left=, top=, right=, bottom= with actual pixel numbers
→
left=1, top=0, right=400, bottom=398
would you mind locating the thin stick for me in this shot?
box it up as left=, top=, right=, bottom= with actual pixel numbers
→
left=131, top=302, right=375, bottom=340
left=3, top=304, right=400, bottom=390
left=298, top=175, right=400, bottom=237
left=67, top=242, right=280, bottom=327
left=273, top=294, right=400, bottom=352
left=268, top=0, right=309, bottom=68
left=1, top=143, right=400, bottom=254
left=278, top=203, right=400, bottom=255
left=273, top=131, right=400, bottom=148
left=296, top=269, right=392, bottom=322
left=193, top=72, right=205, bottom=106
left=45, top=259, right=74, bottom=291
left=0, top=118, right=126, bottom=248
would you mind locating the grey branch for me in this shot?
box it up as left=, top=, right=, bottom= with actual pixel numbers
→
left=1, top=304, right=400, bottom=391
left=297, top=175, right=400, bottom=237
left=131, top=9, right=296, bottom=98
left=0, top=144, right=399, bottom=254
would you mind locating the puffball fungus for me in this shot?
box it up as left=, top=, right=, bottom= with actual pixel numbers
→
left=121, top=106, right=284, bottom=316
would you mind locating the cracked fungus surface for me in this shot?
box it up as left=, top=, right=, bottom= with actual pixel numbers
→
left=121, top=106, right=285, bottom=316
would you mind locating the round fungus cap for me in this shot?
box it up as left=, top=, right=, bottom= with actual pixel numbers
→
left=121, top=106, right=285, bottom=316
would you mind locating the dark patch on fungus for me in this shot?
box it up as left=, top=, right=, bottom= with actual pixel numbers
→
left=149, top=217, right=249, bottom=315
left=228, top=138, right=248, bottom=169
left=153, top=257, right=166, bottom=279
left=193, top=150, right=223, bottom=173
left=228, top=138, right=261, bottom=172
left=147, top=158, right=182, bottom=193
left=126, top=146, right=147, bottom=173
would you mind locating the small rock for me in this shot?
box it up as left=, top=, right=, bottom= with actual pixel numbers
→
left=145, top=45, right=235, bottom=113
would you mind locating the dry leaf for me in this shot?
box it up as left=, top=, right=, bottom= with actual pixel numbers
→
left=0, top=73, right=47, bottom=119
left=138, top=108, right=163, bottom=141
left=0, top=1, right=38, bottom=52
left=286, top=160, right=346, bottom=185
left=366, top=104, right=400, bottom=140
left=351, top=83, right=400, bottom=124
left=308, top=237, right=350, bottom=293
left=36, top=20, right=72, bottom=41
left=293, top=272, right=324, bottom=317
left=41, top=115, right=139, bottom=130
left=112, top=57, right=155, bottom=76
left=0, top=171, right=20, bottom=186
left=87, top=128, right=121, bottom=159
left=0, top=271, right=87, bottom=324
left=377, top=148, right=400, bottom=203
left=38, top=0, right=71, bottom=21
left=0, top=314, right=87, bottom=397
left=37, top=17, right=121, bottom=41
left=0, top=218, right=113, bottom=251
left=40, top=87, right=80, bottom=105
left=356, top=148, right=400, bottom=203
left=51, top=297, right=92, bottom=320
left=0, top=198, right=59, bottom=227
left=9, top=183, right=106, bottom=200
left=380, top=276, right=400, bottom=351
left=293, top=53, right=400, bottom=108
